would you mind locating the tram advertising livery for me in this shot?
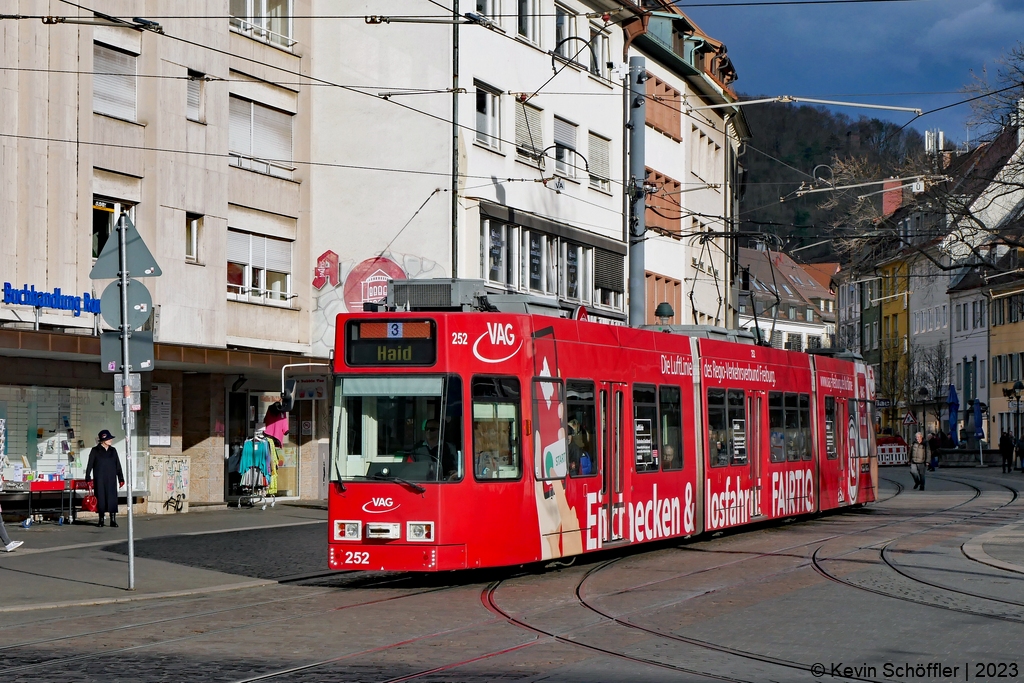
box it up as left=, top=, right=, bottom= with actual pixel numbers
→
left=327, top=310, right=877, bottom=572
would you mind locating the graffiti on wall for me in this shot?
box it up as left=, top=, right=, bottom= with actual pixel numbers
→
left=311, top=252, right=446, bottom=356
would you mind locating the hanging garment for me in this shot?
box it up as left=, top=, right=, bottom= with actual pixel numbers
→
left=264, top=406, right=289, bottom=446
left=239, top=439, right=271, bottom=477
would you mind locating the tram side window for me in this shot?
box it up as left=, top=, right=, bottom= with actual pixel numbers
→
left=533, top=378, right=567, bottom=480
left=708, top=389, right=730, bottom=467
left=567, top=380, right=597, bottom=477
left=799, top=393, right=812, bottom=461
left=784, top=393, right=800, bottom=461
left=824, top=396, right=838, bottom=460
left=472, top=376, right=522, bottom=481
left=769, top=392, right=785, bottom=463
left=728, top=389, right=747, bottom=465
left=634, top=384, right=659, bottom=472
left=660, top=385, right=683, bottom=471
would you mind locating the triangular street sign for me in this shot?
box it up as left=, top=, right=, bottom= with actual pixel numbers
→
left=903, top=412, right=917, bottom=425
left=89, top=215, right=162, bottom=280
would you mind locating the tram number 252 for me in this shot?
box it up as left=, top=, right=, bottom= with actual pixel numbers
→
left=344, top=551, right=370, bottom=565
left=452, top=332, right=468, bottom=345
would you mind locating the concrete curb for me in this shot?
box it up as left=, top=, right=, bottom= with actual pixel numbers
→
left=962, top=521, right=1024, bottom=576
left=0, top=578, right=277, bottom=613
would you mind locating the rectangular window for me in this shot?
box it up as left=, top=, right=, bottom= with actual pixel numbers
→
left=824, top=396, right=838, bottom=460
left=660, top=386, right=683, bottom=471
left=634, top=384, right=659, bottom=472
left=481, top=219, right=516, bottom=287
left=474, top=82, right=501, bottom=150
left=476, top=0, right=495, bottom=17
left=92, top=198, right=135, bottom=259
left=94, top=43, right=137, bottom=121
left=186, top=70, right=204, bottom=122
left=229, top=96, right=294, bottom=179
left=588, top=132, right=611, bottom=192
left=981, top=299, right=987, bottom=327
left=769, top=391, right=785, bottom=463
left=589, top=26, right=609, bottom=78
left=517, top=0, right=538, bottom=42
left=785, top=333, right=802, bottom=351
left=563, top=242, right=582, bottom=300
left=566, top=381, right=597, bottom=477
left=533, top=378, right=565, bottom=480
left=230, top=0, right=294, bottom=49
left=594, top=247, right=624, bottom=309
left=708, top=388, right=745, bottom=466
left=554, top=5, right=576, bottom=60
left=515, top=101, right=543, bottom=163
left=553, top=116, right=577, bottom=177
left=226, top=229, right=293, bottom=303
left=783, top=393, right=811, bottom=461
left=955, top=304, right=961, bottom=331
left=956, top=362, right=962, bottom=389
left=806, top=308, right=814, bottom=322
left=185, top=213, right=201, bottom=263
left=472, top=376, right=522, bottom=480
left=943, top=304, right=948, bottom=327
left=334, top=376, right=463, bottom=483
left=981, top=360, right=986, bottom=388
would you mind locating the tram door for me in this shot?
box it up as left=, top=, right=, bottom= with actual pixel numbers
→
left=599, top=382, right=625, bottom=543
left=747, top=391, right=765, bottom=517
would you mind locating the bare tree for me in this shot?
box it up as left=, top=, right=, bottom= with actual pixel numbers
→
left=919, top=340, right=950, bottom=429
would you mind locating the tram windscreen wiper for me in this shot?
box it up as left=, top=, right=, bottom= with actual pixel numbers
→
left=371, top=472, right=427, bottom=494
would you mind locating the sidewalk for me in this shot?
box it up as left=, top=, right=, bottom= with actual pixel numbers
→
left=0, top=502, right=328, bottom=612
left=963, top=517, right=1024, bottom=575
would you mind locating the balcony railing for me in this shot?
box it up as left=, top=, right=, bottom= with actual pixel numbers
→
left=229, top=152, right=295, bottom=180
left=230, top=16, right=296, bottom=49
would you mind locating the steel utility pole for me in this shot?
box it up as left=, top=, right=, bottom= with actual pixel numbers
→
left=450, top=0, right=460, bottom=279
left=627, top=56, right=646, bottom=328
left=116, top=214, right=136, bottom=590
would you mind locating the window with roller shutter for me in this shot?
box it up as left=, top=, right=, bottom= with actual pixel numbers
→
left=553, top=117, right=577, bottom=178
left=515, top=102, right=543, bottom=163
left=227, top=229, right=293, bottom=305
left=588, top=132, right=610, bottom=192
left=93, top=43, right=136, bottom=121
left=228, top=95, right=294, bottom=179
left=186, top=70, right=204, bottom=122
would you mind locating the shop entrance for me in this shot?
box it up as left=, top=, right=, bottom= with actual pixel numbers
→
left=225, top=390, right=300, bottom=501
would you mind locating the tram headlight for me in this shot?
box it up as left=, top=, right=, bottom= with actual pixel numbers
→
left=406, top=521, right=434, bottom=542
left=335, top=520, right=361, bottom=541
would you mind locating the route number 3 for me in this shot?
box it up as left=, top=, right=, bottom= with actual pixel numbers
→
left=344, top=551, right=370, bottom=565
left=452, top=332, right=468, bottom=345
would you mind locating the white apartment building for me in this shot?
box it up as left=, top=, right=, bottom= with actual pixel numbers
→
left=0, top=1, right=325, bottom=507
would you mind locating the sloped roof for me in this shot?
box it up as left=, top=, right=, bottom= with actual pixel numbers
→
left=802, top=262, right=840, bottom=291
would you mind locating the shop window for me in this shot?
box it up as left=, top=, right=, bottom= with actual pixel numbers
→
left=472, top=376, right=522, bottom=481
left=566, top=380, right=597, bottom=477
left=92, top=198, right=135, bottom=259
left=634, top=384, right=659, bottom=472
left=481, top=219, right=517, bottom=287
left=226, top=229, right=293, bottom=304
left=94, top=42, right=136, bottom=121
left=660, top=385, right=683, bottom=470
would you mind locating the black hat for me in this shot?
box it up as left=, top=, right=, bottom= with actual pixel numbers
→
left=97, top=429, right=114, bottom=442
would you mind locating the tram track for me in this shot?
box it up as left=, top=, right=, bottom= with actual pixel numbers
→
left=0, top=577, right=458, bottom=677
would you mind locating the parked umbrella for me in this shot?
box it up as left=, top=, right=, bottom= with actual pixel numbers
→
left=948, top=384, right=959, bottom=448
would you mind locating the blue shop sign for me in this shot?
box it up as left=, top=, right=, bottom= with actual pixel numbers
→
left=2, top=283, right=101, bottom=317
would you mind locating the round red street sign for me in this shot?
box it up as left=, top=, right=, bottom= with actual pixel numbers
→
left=574, top=305, right=589, bottom=322
left=343, top=256, right=406, bottom=311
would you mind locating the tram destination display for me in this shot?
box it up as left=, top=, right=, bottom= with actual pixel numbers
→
left=346, top=320, right=436, bottom=366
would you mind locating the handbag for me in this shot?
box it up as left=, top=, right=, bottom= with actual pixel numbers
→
left=81, top=481, right=97, bottom=512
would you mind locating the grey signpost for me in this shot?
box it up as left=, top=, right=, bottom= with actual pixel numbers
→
left=90, top=214, right=161, bottom=591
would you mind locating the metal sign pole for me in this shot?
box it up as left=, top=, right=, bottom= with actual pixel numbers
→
left=117, top=214, right=136, bottom=591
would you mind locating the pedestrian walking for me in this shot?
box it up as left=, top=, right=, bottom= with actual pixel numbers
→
left=1000, top=431, right=1015, bottom=474
left=910, top=431, right=928, bottom=491
left=84, top=429, right=125, bottom=528
left=927, top=432, right=940, bottom=471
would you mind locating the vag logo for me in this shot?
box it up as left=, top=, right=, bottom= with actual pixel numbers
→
left=362, top=497, right=400, bottom=513
left=473, top=322, right=523, bottom=364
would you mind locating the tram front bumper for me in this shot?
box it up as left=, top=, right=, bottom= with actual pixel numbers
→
left=329, top=543, right=467, bottom=572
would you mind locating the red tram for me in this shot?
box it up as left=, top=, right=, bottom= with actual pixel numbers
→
left=326, top=310, right=877, bottom=572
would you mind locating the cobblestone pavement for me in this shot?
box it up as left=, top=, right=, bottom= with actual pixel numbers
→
left=3, top=470, right=1024, bottom=682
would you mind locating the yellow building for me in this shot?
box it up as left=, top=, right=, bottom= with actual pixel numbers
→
left=989, top=273, right=1024, bottom=442
left=877, top=258, right=910, bottom=434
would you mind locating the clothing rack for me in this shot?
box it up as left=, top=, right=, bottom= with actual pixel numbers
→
left=236, top=432, right=278, bottom=511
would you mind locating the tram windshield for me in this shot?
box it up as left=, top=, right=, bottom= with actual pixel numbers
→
left=331, top=375, right=464, bottom=483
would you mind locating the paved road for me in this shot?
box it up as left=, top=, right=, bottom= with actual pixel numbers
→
left=3, top=470, right=1024, bottom=682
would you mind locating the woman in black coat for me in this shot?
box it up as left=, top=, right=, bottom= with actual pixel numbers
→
left=85, top=429, right=125, bottom=527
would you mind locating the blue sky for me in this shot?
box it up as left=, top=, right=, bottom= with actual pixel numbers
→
left=683, top=0, right=1024, bottom=146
